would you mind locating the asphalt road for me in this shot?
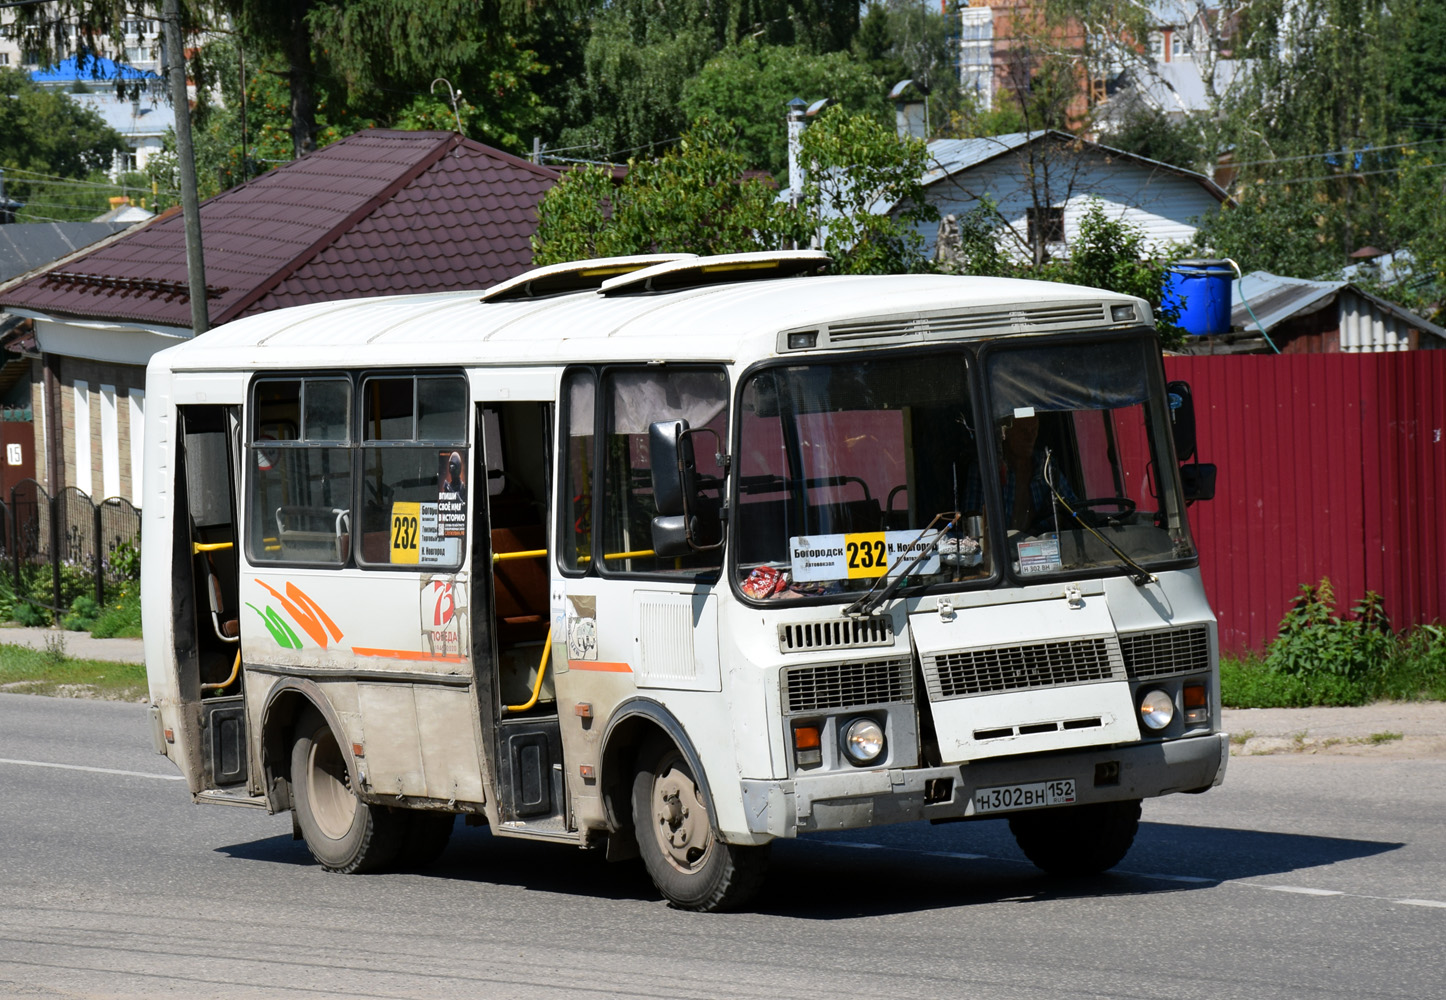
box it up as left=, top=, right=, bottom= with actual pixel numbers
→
left=1, top=692, right=1442, bottom=1000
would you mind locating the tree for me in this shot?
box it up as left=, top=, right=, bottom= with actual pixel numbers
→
left=793, top=104, right=936, bottom=274
left=0, top=67, right=128, bottom=220
left=532, top=119, right=783, bottom=264
left=533, top=109, right=934, bottom=275
left=680, top=42, right=889, bottom=177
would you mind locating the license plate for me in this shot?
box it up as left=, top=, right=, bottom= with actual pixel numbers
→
left=971, top=778, right=1076, bottom=814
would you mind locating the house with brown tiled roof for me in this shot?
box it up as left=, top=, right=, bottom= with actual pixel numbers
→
left=0, top=129, right=559, bottom=505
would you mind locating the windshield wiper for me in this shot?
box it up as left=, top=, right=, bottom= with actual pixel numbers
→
left=1042, top=449, right=1157, bottom=587
left=843, top=511, right=960, bottom=618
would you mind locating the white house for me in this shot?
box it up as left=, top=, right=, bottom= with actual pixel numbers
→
left=905, top=130, right=1229, bottom=261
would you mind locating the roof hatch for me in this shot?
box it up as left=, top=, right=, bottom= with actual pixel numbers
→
left=598, top=250, right=832, bottom=295
left=480, top=254, right=695, bottom=301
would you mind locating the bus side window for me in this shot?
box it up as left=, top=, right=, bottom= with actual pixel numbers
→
left=598, top=367, right=728, bottom=577
left=559, top=370, right=595, bottom=573
left=357, top=374, right=468, bottom=569
left=248, top=378, right=352, bottom=565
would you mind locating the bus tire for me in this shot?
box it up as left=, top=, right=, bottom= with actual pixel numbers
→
left=290, top=710, right=404, bottom=874
left=1008, top=799, right=1142, bottom=876
left=631, top=736, right=769, bottom=912
left=396, top=812, right=455, bottom=869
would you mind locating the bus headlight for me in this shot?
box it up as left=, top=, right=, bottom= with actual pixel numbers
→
left=842, top=717, right=886, bottom=765
left=1138, top=689, right=1175, bottom=730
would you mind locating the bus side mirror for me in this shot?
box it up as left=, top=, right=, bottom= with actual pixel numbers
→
left=1166, top=379, right=1197, bottom=462
left=649, top=420, right=724, bottom=556
left=1180, top=462, right=1217, bottom=503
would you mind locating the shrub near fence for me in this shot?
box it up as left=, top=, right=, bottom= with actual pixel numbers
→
left=1, top=480, right=140, bottom=625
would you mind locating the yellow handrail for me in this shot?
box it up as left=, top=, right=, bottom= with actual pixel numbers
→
left=201, top=650, right=242, bottom=693
left=492, top=548, right=547, bottom=562
left=192, top=541, right=234, bottom=554
left=576, top=549, right=656, bottom=564
left=504, top=626, right=552, bottom=713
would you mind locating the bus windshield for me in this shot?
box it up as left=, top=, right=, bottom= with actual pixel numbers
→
left=732, top=337, right=1195, bottom=600
left=734, top=350, right=986, bottom=599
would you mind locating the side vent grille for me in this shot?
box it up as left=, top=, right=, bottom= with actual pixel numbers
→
left=779, top=617, right=896, bottom=653
left=784, top=657, right=914, bottom=714
left=1120, top=625, right=1210, bottom=679
left=924, top=636, right=1124, bottom=699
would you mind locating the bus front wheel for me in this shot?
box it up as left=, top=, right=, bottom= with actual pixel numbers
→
left=631, top=737, right=769, bottom=912
left=1008, top=799, right=1141, bottom=876
left=290, top=710, right=404, bottom=873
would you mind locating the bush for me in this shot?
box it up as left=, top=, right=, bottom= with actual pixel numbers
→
left=13, top=601, right=50, bottom=627
left=1221, top=579, right=1446, bottom=707
left=89, top=586, right=141, bottom=639
left=62, top=594, right=101, bottom=631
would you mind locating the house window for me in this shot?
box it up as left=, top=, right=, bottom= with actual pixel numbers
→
left=1148, top=32, right=1164, bottom=60
left=959, top=7, right=994, bottom=107
left=0, top=54, right=9, bottom=66
left=1028, top=206, right=1065, bottom=246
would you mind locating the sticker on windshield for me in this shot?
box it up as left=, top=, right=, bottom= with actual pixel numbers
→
left=1017, top=536, right=1062, bottom=575
left=789, top=531, right=942, bottom=582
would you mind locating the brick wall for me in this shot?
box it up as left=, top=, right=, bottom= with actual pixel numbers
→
left=31, top=357, right=146, bottom=502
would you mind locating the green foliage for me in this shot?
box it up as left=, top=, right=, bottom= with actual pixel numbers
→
left=535, top=109, right=933, bottom=275
left=62, top=595, right=101, bottom=632
left=1220, top=579, right=1446, bottom=707
left=680, top=42, right=890, bottom=177
left=793, top=104, right=936, bottom=274
left=0, top=66, right=129, bottom=220
left=1100, top=108, right=1212, bottom=173
left=534, top=118, right=783, bottom=263
left=941, top=199, right=1185, bottom=345
left=89, top=587, right=142, bottom=639
left=0, top=641, right=148, bottom=700
left=1192, top=182, right=1346, bottom=280
left=1265, top=579, right=1387, bottom=683
left=106, top=541, right=140, bottom=583
left=13, top=603, right=50, bottom=628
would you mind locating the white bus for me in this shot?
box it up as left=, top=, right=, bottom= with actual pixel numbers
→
left=143, top=251, right=1226, bottom=911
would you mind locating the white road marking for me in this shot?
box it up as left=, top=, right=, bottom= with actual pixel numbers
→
left=1258, top=885, right=1344, bottom=896
left=0, top=757, right=185, bottom=781
left=1397, top=899, right=1446, bottom=909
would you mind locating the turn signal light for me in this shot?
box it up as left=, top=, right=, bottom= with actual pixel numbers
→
left=1183, top=683, right=1208, bottom=725
left=793, top=724, right=822, bottom=768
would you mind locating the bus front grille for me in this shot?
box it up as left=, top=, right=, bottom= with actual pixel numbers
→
left=1119, top=625, right=1210, bottom=679
left=923, top=636, right=1124, bottom=699
left=778, top=617, right=896, bottom=653
left=784, top=657, right=914, bottom=714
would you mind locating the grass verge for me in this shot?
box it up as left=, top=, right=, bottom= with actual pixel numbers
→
left=0, top=642, right=147, bottom=701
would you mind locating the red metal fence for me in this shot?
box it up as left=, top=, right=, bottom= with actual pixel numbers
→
left=1164, top=351, right=1446, bottom=655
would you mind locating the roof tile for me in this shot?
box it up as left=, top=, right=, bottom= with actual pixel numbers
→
left=1, top=129, right=558, bottom=326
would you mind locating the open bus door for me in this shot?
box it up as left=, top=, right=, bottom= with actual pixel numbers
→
left=471, top=399, right=569, bottom=833
left=170, top=405, right=246, bottom=791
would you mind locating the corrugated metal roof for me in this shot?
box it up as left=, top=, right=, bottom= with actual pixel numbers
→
left=1230, top=270, right=1446, bottom=338
left=920, top=130, right=1228, bottom=202
left=0, top=222, right=132, bottom=284
left=0, top=129, right=559, bottom=329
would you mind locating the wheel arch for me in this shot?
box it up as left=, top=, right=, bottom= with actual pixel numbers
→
left=260, top=679, right=356, bottom=812
left=598, top=698, right=718, bottom=840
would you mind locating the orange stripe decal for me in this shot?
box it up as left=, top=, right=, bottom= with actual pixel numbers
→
left=568, top=660, right=633, bottom=673
left=352, top=647, right=467, bottom=663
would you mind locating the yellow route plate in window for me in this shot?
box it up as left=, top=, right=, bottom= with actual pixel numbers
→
left=390, top=502, right=421, bottom=564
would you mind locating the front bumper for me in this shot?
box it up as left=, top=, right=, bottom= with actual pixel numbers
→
left=739, top=731, right=1229, bottom=838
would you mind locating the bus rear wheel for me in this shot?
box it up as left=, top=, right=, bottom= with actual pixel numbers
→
left=631, top=737, right=769, bottom=912
left=1008, top=799, right=1142, bottom=876
left=290, top=710, right=404, bottom=874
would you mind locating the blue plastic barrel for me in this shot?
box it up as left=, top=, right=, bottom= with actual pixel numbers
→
left=1162, top=259, right=1233, bottom=336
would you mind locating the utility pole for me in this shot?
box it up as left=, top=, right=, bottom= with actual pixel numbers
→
left=163, top=0, right=209, bottom=335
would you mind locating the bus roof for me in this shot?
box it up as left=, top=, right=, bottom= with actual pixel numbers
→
left=151, top=267, right=1147, bottom=374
